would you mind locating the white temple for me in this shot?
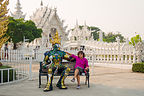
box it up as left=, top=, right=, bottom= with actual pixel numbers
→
left=69, top=21, right=92, bottom=41
left=30, top=2, right=68, bottom=49
left=10, top=0, right=26, bottom=19
left=63, top=21, right=93, bottom=50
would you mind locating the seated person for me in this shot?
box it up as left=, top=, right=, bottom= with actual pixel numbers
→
left=66, top=51, right=89, bottom=89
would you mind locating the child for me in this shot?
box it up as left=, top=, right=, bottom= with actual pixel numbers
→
left=66, top=51, right=89, bottom=89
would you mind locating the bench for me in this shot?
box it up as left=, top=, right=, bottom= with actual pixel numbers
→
left=39, top=61, right=90, bottom=88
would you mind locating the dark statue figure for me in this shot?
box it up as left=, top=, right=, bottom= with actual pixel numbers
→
left=43, top=30, right=70, bottom=92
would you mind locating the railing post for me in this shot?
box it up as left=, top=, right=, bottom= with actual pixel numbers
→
left=29, top=53, right=33, bottom=80
left=8, top=69, right=9, bottom=82
left=92, top=49, right=94, bottom=75
left=13, top=68, right=15, bottom=81
left=1, top=70, right=3, bottom=83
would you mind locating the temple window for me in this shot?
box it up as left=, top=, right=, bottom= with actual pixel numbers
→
left=74, top=36, right=77, bottom=41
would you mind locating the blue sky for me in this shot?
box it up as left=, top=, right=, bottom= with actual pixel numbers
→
left=8, top=0, right=144, bottom=39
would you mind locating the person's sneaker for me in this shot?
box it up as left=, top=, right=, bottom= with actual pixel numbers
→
left=71, top=78, right=75, bottom=82
left=76, top=85, right=80, bottom=89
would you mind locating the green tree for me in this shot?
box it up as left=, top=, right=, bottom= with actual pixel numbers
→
left=103, top=32, right=125, bottom=43
left=88, top=26, right=101, bottom=40
left=129, top=35, right=142, bottom=46
left=115, top=33, right=125, bottom=42
left=7, top=17, right=42, bottom=49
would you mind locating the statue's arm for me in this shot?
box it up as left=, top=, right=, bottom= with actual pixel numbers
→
left=44, top=55, right=49, bottom=64
left=64, top=54, right=69, bottom=59
left=64, top=52, right=75, bottom=61
left=65, top=52, right=72, bottom=56
left=43, top=52, right=51, bottom=68
left=62, top=51, right=70, bottom=61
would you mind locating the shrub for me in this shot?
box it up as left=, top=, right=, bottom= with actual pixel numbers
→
left=0, top=65, right=16, bottom=83
left=132, top=62, right=144, bottom=73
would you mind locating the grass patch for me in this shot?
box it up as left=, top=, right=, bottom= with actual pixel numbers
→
left=0, top=65, right=16, bottom=83
left=0, top=65, right=12, bottom=69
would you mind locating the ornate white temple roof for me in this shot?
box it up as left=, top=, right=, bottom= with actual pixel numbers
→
left=30, top=6, right=65, bottom=31
left=68, top=21, right=92, bottom=44
left=70, top=21, right=91, bottom=38
left=30, top=3, right=68, bottom=48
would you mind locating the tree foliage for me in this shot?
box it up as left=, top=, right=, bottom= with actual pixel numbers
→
left=0, top=0, right=9, bottom=49
left=103, top=32, right=125, bottom=43
left=7, top=17, right=42, bottom=49
left=88, top=26, right=101, bottom=40
left=129, top=35, right=142, bottom=46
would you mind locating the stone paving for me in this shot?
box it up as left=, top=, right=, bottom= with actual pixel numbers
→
left=0, top=66, right=144, bottom=96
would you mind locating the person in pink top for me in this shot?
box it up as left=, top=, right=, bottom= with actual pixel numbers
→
left=66, top=51, right=89, bottom=89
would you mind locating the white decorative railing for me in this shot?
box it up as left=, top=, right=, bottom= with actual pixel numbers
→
left=33, top=42, right=144, bottom=66
left=0, top=50, right=30, bottom=85
left=0, top=68, right=16, bottom=84
left=62, top=49, right=137, bottom=65
left=32, top=48, right=137, bottom=65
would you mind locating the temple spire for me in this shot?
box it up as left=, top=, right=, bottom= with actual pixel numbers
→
left=40, top=0, right=43, bottom=6
left=11, top=0, right=26, bottom=19
left=15, top=0, right=22, bottom=13
left=84, top=20, right=87, bottom=27
left=76, top=19, right=79, bottom=28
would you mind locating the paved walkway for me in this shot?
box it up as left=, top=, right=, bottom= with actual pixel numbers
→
left=0, top=66, right=144, bottom=96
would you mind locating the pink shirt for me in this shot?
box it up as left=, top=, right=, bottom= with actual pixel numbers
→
left=70, top=54, right=89, bottom=69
